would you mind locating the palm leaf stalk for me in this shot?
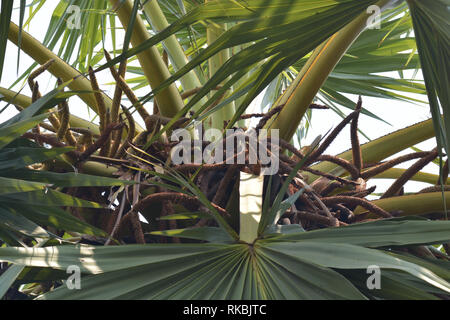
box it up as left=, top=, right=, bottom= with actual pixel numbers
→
left=266, top=0, right=392, bottom=140
left=205, top=12, right=236, bottom=129
left=142, top=0, right=204, bottom=94
left=109, top=0, right=184, bottom=117
left=7, top=22, right=110, bottom=115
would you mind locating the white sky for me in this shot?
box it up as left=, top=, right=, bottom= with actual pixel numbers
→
left=0, top=1, right=441, bottom=195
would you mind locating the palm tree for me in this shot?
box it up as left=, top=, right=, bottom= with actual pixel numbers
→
left=0, top=0, right=449, bottom=299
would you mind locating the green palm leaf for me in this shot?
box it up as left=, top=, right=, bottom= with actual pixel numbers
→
left=408, top=0, right=450, bottom=155
left=0, top=0, right=13, bottom=82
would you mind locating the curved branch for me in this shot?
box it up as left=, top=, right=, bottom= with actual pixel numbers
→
left=321, top=196, right=392, bottom=218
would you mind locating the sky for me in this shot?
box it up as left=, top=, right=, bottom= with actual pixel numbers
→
left=0, top=1, right=441, bottom=195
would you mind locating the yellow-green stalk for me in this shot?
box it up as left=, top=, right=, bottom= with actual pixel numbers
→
left=266, top=0, right=391, bottom=140
left=109, top=0, right=184, bottom=118
left=306, top=118, right=436, bottom=182
left=354, top=191, right=450, bottom=216
left=8, top=22, right=110, bottom=115
left=372, top=168, right=450, bottom=186
left=205, top=5, right=235, bottom=130
left=0, top=87, right=101, bottom=136
left=142, top=0, right=204, bottom=97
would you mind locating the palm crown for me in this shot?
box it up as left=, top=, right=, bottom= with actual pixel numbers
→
left=0, top=0, right=449, bottom=300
